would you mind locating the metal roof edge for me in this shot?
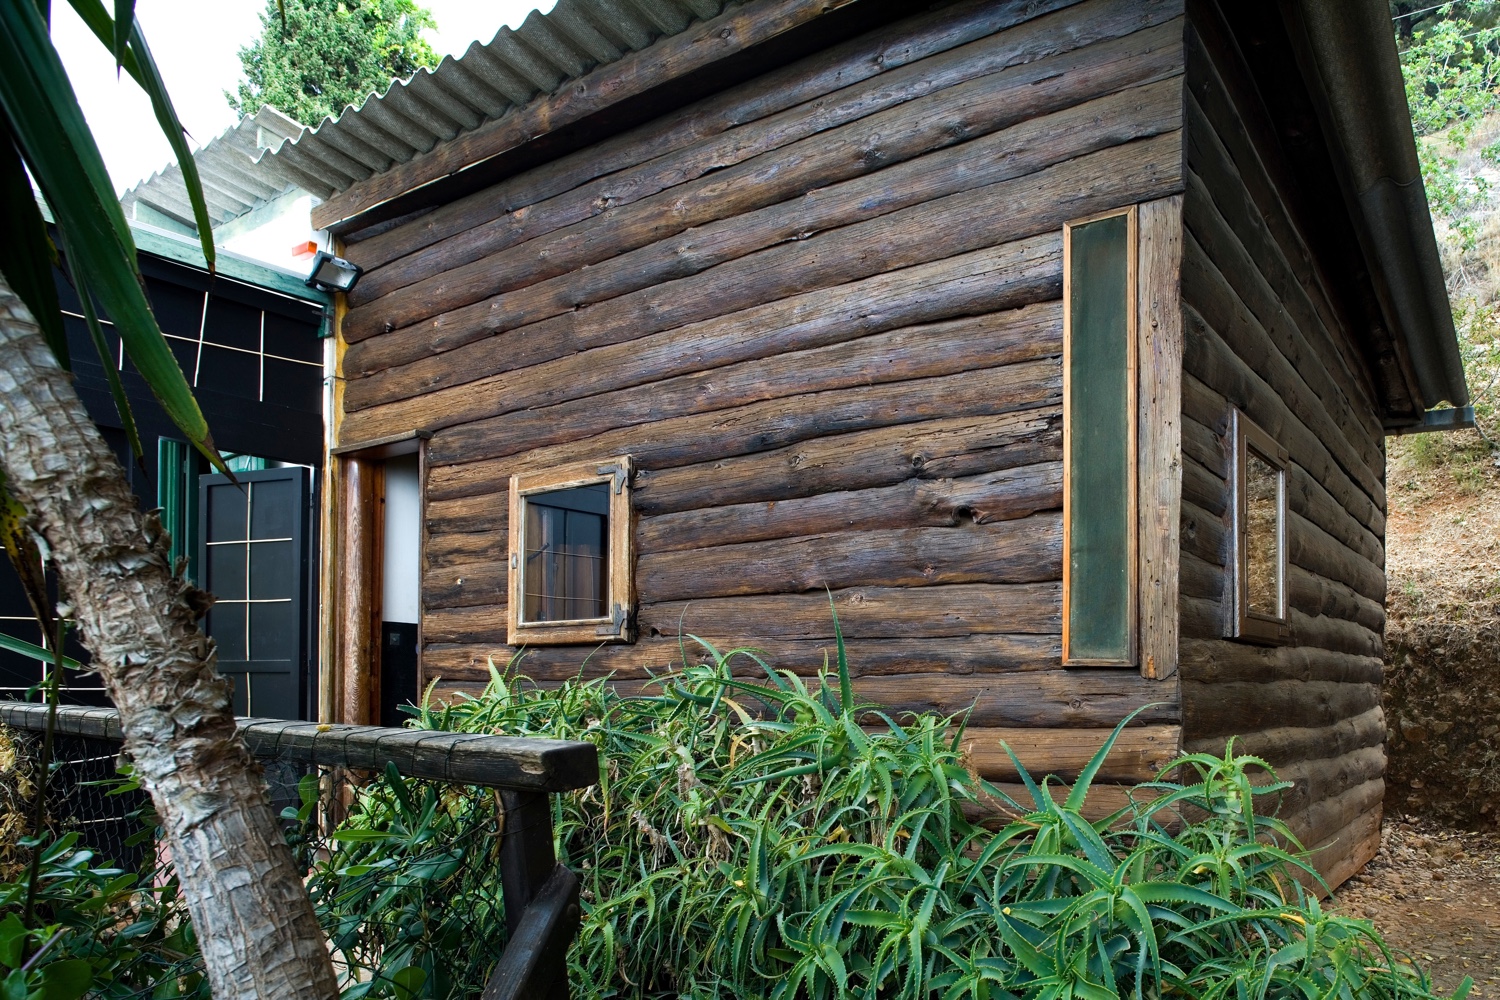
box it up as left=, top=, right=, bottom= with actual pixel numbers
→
left=1284, top=0, right=1470, bottom=417
left=128, top=222, right=330, bottom=309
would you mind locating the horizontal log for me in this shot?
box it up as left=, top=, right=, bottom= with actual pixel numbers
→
left=422, top=669, right=1179, bottom=728
left=638, top=514, right=1062, bottom=601
left=1178, top=550, right=1226, bottom=605
left=430, top=299, right=1061, bottom=468
left=1287, top=511, right=1384, bottom=604
left=970, top=782, right=1148, bottom=825
left=1183, top=705, right=1385, bottom=769
left=426, top=492, right=508, bottom=536
left=350, top=0, right=1179, bottom=276
left=1181, top=454, right=1226, bottom=517
left=422, top=634, right=1064, bottom=680
left=638, top=462, right=1062, bottom=553
left=421, top=582, right=1062, bottom=644
left=1181, top=413, right=1228, bottom=478
left=641, top=583, right=1060, bottom=641
left=962, top=725, right=1181, bottom=783
left=424, top=559, right=506, bottom=610
left=348, top=229, right=1061, bottom=450
left=1179, top=496, right=1227, bottom=567
left=1177, top=638, right=1383, bottom=686
left=1178, top=592, right=1224, bottom=640
left=341, top=128, right=1181, bottom=394
left=1295, top=783, right=1383, bottom=889
left=1288, top=565, right=1385, bottom=635
left=1180, top=679, right=1380, bottom=737
left=345, top=70, right=1184, bottom=350
left=635, top=406, right=1060, bottom=516
left=426, top=360, right=1059, bottom=503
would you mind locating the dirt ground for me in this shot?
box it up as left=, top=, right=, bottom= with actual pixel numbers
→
left=1332, top=818, right=1500, bottom=996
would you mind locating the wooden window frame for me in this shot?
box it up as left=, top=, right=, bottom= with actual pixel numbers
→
left=1229, top=409, right=1291, bottom=645
left=507, top=456, right=634, bottom=646
left=1061, top=205, right=1139, bottom=667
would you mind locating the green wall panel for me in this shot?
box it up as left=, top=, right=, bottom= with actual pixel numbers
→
left=1065, top=213, right=1134, bottom=664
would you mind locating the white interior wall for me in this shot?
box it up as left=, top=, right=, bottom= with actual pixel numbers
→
left=382, top=454, right=421, bottom=625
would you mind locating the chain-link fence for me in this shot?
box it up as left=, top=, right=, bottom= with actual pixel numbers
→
left=0, top=704, right=596, bottom=999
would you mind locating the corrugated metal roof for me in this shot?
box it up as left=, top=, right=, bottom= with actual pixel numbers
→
left=251, top=0, right=733, bottom=200
left=120, top=107, right=304, bottom=230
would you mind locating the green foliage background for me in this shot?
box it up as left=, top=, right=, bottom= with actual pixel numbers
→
left=227, top=0, right=439, bottom=127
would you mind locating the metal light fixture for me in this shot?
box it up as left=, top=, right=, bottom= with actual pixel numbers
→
left=304, top=250, right=364, bottom=293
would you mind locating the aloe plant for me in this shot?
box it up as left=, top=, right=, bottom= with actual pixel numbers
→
left=305, top=617, right=1457, bottom=1000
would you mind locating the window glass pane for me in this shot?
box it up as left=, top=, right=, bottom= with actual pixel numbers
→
left=1244, top=450, right=1282, bottom=618
left=522, top=483, right=610, bottom=623
left=1065, top=213, right=1133, bottom=663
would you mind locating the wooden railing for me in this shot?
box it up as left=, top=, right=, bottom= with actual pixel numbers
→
left=0, top=702, right=598, bottom=1000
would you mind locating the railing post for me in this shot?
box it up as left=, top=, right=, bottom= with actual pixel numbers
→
left=485, top=790, right=577, bottom=1000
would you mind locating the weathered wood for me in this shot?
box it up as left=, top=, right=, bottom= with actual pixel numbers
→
left=638, top=462, right=1062, bottom=554
left=643, top=584, right=1061, bottom=640
left=1183, top=111, right=1384, bottom=458
left=1178, top=549, right=1226, bottom=606
left=423, top=634, right=1064, bottom=680
left=1136, top=195, right=1183, bottom=680
left=962, top=724, right=1181, bottom=782
left=482, top=863, right=578, bottom=1000
left=1182, top=308, right=1386, bottom=541
left=1183, top=376, right=1385, bottom=554
left=1287, top=511, right=1385, bottom=605
left=1179, top=495, right=1228, bottom=567
left=1177, top=593, right=1223, bottom=640
left=346, top=231, right=1061, bottom=447
left=1182, top=237, right=1384, bottom=510
left=1180, top=679, right=1380, bottom=737
left=350, top=0, right=1178, bottom=276
left=339, top=457, right=383, bottom=726
left=345, top=69, right=1184, bottom=347
left=1295, top=783, right=1383, bottom=890
left=425, top=583, right=1061, bottom=644
left=424, top=670, right=1179, bottom=728
left=1183, top=705, right=1384, bottom=769
left=427, top=492, right=508, bottom=537
left=425, top=361, right=1060, bottom=504
left=1183, top=22, right=1380, bottom=419
left=1181, top=454, right=1226, bottom=517
left=341, top=129, right=1181, bottom=395
left=314, top=0, right=871, bottom=230
left=1, top=704, right=599, bottom=792
left=428, top=301, right=1062, bottom=468
left=635, top=407, right=1059, bottom=516
left=1288, top=565, right=1386, bottom=635
left=1177, top=638, right=1383, bottom=686
left=638, top=514, right=1061, bottom=601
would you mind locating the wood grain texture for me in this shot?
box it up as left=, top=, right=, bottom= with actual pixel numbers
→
left=1136, top=195, right=1183, bottom=680
left=962, top=724, right=1181, bottom=782
left=1180, top=7, right=1387, bottom=887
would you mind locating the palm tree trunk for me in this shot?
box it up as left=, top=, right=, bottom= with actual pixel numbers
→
left=0, top=279, right=337, bottom=998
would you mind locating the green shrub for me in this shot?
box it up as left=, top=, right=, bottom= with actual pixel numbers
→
left=308, top=631, right=1460, bottom=1000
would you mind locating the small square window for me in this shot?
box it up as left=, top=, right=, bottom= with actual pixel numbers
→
left=507, top=458, right=633, bottom=645
left=1229, top=410, right=1290, bottom=644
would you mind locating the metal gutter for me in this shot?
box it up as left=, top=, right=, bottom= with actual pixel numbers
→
left=1387, top=405, right=1476, bottom=435
left=1284, top=0, right=1470, bottom=418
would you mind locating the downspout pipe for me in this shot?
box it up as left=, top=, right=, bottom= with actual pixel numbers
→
left=1284, top=0, right=1470, bottom=416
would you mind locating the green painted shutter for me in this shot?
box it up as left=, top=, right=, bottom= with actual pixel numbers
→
left=1064, top=212, right=1135, bottom=665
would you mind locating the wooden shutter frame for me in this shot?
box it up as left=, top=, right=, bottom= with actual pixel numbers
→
left=507, top=456, right=635, bottom=646
left=1229, top=408, right=1292, bottom=645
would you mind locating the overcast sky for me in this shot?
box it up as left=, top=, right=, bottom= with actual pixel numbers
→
left=52, top=0, right=555, bottom=195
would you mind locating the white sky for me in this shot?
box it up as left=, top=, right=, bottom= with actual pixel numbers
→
left=52, top=0, right=555, bottom=195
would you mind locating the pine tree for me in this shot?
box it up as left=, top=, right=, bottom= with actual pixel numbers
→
left=228, top=0, right=439, bottom=126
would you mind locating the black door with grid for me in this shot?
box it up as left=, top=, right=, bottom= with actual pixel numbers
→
left=198, top=468, right=311, bottom=720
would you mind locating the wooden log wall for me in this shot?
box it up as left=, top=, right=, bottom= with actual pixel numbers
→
left=1179, top=4, right=1387, bottom=885
left=335, top=0, right=1188, bottom=782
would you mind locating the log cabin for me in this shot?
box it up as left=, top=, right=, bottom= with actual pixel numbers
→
left=248, top=0, right=1471, bottom=886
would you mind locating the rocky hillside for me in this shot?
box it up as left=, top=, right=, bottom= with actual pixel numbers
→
left=1383, top=109, right=1500, bottom=830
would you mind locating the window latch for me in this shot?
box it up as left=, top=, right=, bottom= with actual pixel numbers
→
left=596, top=463, right=630, bottom=494
left=596, top=602, right=631, bottom=639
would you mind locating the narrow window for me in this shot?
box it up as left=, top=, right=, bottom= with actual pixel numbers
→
left=1230, top=410, right=1290, bottom=643
left=508, top=458, right=633, bottom=644
left=1063, top=207, right=1138, bottom=666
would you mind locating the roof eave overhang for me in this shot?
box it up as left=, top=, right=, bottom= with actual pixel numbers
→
left=1281, top=0, right=1470, bottom=425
